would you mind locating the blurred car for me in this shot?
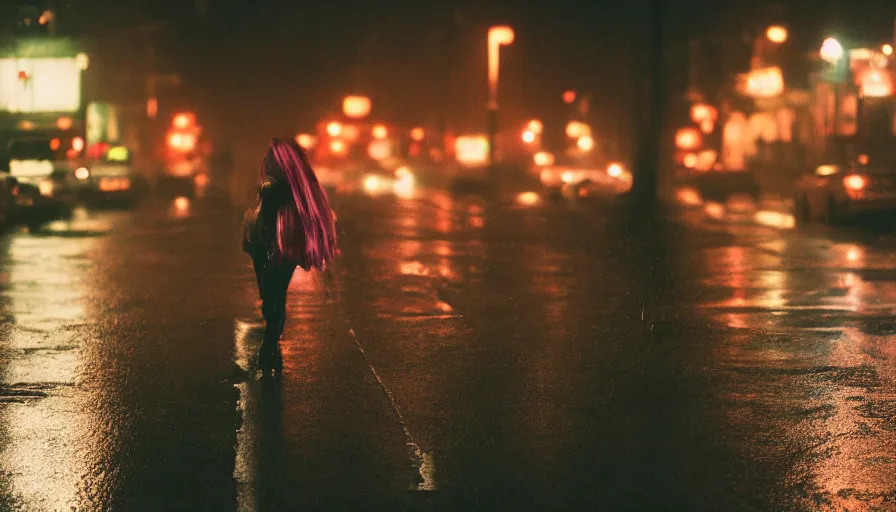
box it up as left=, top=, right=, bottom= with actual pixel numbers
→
left=538, top=159, right=632, bottom=197
left=691, top=169, right=760, bottom=203
left=79, top=145, right=139, bottom=206
left=326, top=158, right=416, bottom=198
left=6, top=136, right=81, bottom=211
left=795, top=157, right=896, bottom=224
left=0, top=173, right=72, bottom=232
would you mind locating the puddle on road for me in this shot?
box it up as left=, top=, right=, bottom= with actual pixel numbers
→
left=699, top=231, right=896, bottom=509
left=0, top=222, right=115, bottom=511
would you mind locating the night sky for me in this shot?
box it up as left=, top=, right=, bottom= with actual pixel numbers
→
left=4, top=0, right=896, bottom=167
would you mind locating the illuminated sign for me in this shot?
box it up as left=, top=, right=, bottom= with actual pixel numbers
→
left=455, top=135, right=489, bottom=167
left=342, top=96, right=371, bottom=119
left=106, top=146, right=130, bottom=162
left=739, top=67, right=784, bottom=98
left=0, top=57, right=81, bottom=112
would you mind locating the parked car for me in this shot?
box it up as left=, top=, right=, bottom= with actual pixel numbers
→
left=794, top=157, right=896, bottom=224
left=0, top=173, right=71, bottom=232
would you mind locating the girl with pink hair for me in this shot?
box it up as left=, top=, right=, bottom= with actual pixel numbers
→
left=243, top=138, right=338, bottom=373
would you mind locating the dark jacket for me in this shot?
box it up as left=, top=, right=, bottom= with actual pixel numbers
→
left=242, top=176, right=288, bottom=261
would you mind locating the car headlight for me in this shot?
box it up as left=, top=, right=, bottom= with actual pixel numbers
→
left=38, top=179, right=54, bottom=197
left=607, top=163, right=624, bottom=177
left=363, top=174, right=382, bottom=193
left=74, top=167, right=90, bottom=180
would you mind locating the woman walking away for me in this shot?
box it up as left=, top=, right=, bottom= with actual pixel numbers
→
left=243, top=138, right=338, bottom=373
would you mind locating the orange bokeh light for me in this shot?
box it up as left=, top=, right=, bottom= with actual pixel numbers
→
left=326, top=121, right=343, bottom=137
left=766, top=25, right=788, bottom=44
left=533, top=151, right=554, bottom=166
left=330, top=139, right=347, bottom=154
left=56, top=116, right=73, bottom=130
left=173, top=113, right=194, bottom=129
left=342, top=95, right=372, bottom=119
left=675, top=127, right=702, bottom=151
left=296, top=133, right=317, bottom=149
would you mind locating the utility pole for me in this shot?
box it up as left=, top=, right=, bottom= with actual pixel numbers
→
left=631, top=0, right=666, bottom=215
left=47, top=0, right=57, bottom=36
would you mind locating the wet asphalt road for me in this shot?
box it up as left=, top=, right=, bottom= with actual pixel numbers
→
left=0, top=187, right=895, bottom=511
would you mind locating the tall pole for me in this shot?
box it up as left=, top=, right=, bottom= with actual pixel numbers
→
left=47, top=0, right=57, bottom=36
left=486, top=26, right=514, bottom=175
left=631, top=0, right=665, bottom=213
left=487, top=38, right=499, bottom=173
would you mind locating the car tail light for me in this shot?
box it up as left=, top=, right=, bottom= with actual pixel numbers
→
left=843, top=174, right=866, bottom=191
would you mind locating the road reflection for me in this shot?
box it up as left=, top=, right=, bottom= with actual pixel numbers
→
left=0, top=229, right=112, bottom=510
left=703, top=232, right=896, bottom=509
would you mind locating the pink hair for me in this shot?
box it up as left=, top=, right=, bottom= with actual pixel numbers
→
left=263, top=139, right=337, bottom=270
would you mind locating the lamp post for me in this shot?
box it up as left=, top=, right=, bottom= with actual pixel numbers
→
left=752, top=25, right=788, bottom=69
left=487, top=25, right=514, bottom=172
left=819, top=37, right=847, bottom=140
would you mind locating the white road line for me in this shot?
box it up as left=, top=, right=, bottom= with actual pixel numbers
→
left=348, top=328, right=436, bottom=491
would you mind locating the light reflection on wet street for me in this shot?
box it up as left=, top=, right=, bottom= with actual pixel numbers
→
left=0, top=190, right=895, bottom=509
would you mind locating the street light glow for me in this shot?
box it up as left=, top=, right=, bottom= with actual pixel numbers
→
left=296, top=133, right=317, bottom=149
left=342, top=96, right=371, bottom=119
left=566, top=121, right=590, bottom=139
left=526, top=119, right=543, bottom=134
left=607, top=163, right=624, bottom=177
left=675, top=128, right=702, bottom=151
left=577, top=135, right=594, bottom=152
left=743, top=67, right=785, bottom=98
left=766, top=26, right=788, bottom=44
left=522, top=130, right=536, bottom=144
left=820, top=37, right=844, bottom=63
left=689, top=103, right=717, bottom=125
left=326, top=121, right=342, bottom=137
left=372, top=124, right=388, bottom=139
left=455, top=135, right=489, bottom=167
left=329, top=139, right=346, bottom=154
left=533, top=151, right=554, bottom=166
left=487, top=25, right=515, bottom=109
left=173, top=113, right=193, bottom=129
left=884, top=44, right=894, bottom=56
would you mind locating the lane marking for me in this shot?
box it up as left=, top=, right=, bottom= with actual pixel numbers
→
left=348, top=328, right=436, bottom=491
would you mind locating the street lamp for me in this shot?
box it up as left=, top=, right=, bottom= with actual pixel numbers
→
left=752, top=25, right=788, bottom=69
left=342, top=95, right=371, bottom=119
left=487, top=25, right=514, bottom=170
left=820, top=37, right=844, bottom=63
left=765, top=26, right=788, bottom=44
